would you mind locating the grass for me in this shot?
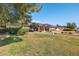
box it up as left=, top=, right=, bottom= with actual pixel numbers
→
left=0, top=35, right=22, bottom=47
left=0, top=32, right=79, bottom=55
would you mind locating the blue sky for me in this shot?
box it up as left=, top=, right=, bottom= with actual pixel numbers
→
left=32, top=3, right=79, bottom=26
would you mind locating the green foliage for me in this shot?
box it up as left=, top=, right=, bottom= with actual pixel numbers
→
left=0, top=28, right=6, bottom=33
left=0, top=35, right=22, bottom=47
left=0, top=3, right=42, bottom=25
left=30, top=23, right=38, bottom=30
left=66, top=22, right=77, bottom=30
left=17, top=27, right=28, bottom=35
left=0, top=26, right=21, bottom=34
left=6, top=28, right=20, bottom=34
left=5, top=35, right=22, bottom=42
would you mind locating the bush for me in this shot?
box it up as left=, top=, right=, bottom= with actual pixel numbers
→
left=5, top=35, right=22, bottom=42
left=0, top=28, right=6, bottom=34
left=0, top=28, right=20, bottom=34
left=6, top=28, right=20, bottom=34
left=17, top=27, right=29, bottom=35
left=69, top=32, right=73, bottom=34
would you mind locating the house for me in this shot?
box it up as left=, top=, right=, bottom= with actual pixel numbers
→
left=75, top=28, right=79, bottom=33
left=37, top=23, right=51, bottom=32
left=49, top=25, right=66, bottom=34
left=29, top=22, right=65, bottom=32
left=49, top=25, right=65, bottom=32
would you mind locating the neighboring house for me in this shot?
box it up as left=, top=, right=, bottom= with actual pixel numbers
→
left=75, top=28, right=79, bottom=33
left=29, top=22, right=65, bottom=32
left=49, top=25, right=66, bottom=34
left=37, top=23, right=51, bottom=32
left=49, top=25, right=65, bottom=32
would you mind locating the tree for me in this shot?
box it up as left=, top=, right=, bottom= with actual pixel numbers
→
left=30, top=23, right=39, bottom=31
left=11, top=3, right=42, bottom=24
left=66, top=22, right=77, bottom=30
left=0, top=5, right=9, bottom=26
left=0, top=3, right=42, bottom=26
left=72, top=22, right=77, bottom=28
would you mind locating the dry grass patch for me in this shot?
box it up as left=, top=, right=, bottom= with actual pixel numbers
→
left=0, top=32, right=79, bottom=55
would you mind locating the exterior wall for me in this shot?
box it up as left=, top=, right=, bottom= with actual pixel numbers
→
left=49, top=27, right=62, bottom=32
left=37, top=25, right=49, bottom=32
left=75, top=28, right=79, bottom=33
left=37, top=26, right=40, bottom=32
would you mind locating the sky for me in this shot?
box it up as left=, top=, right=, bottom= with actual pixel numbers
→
left=31, top=3, right=79, bottom=26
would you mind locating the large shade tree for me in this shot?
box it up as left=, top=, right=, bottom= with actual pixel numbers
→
left=0, top=3, right=42, bottom=26
left=66, top=22, right=77, bottom=30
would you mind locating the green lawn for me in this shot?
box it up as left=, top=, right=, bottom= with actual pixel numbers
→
left=0, top=32, right=79, bottom=56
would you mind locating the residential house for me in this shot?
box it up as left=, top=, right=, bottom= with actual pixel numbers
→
left=29, top=22, right=65, bottom=32
left=49, top=25, right=65, bottom=32
left=37, top=23, right=51, bottom=32
left=75, top=27, right=79, bottom=33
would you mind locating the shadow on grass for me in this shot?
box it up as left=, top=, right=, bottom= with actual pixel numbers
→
left=0, top=36, right=22, bottom=47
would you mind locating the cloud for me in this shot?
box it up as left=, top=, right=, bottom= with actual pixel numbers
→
left=32, top=20, right=41, bottom=23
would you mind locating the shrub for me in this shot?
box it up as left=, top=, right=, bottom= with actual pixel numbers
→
left=61, top=32, right=63, bottom=34
left=0, top=28, right=6, bottom=34
left=5, top=35, right=22, bottom=42
left=0, top=35, right=22, bottom=47
left=6, top=28, right=20, bottom=34
left=68, top=32, right=73, bottom=34
left=17, top=27, right=29, bottom=35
